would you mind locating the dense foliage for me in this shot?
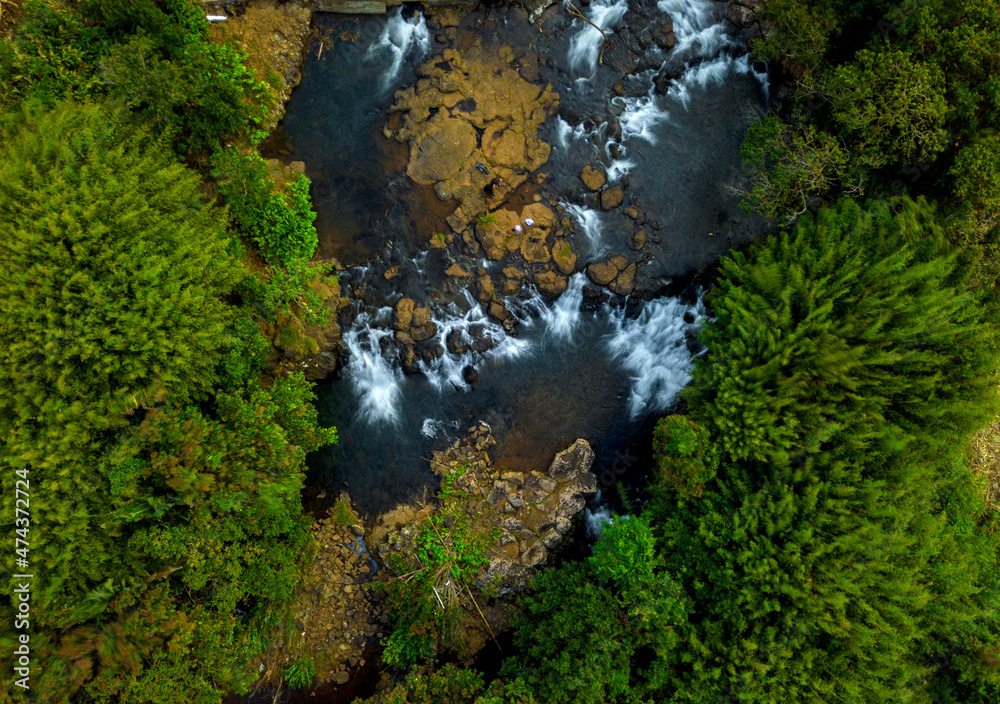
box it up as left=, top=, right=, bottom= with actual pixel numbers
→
left=0, top=98, right=334, bottom=702
left=0, top=0, right=272, bottom=157
left=504, top=198, right=1000, bottom=703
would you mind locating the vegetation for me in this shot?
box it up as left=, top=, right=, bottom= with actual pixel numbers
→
left=378, top=467, right=497, bottom=670
left=0, top=0, right=271, bottom=158
left=0, top=5, right=335, bottom=702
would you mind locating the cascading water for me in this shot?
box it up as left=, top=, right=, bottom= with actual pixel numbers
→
left=367, top=7, right=431, bottom=93
left=276, top=3, right=770, bottom=513
left=607, top=295, right=706, bottom=418
left=566, top=0, right=630, bottom=78
left=343, top=316, right=404, bottom=426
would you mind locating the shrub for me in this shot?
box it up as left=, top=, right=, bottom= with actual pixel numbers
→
left=213, top=148, right=319, bottom=265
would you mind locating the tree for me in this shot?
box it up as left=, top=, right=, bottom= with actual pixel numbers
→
left=828, top=48, right=950, bottom=169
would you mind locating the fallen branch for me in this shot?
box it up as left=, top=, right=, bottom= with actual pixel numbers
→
left=566, top=2, right=611, bottom=65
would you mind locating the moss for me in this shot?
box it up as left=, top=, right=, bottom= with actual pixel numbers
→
left=331, top=498, right=359, bottom=527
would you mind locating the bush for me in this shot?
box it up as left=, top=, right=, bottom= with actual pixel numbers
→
left=214, top=148, right=319, bottom=265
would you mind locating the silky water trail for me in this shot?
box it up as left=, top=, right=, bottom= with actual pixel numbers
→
left=267, top=2, right=769, bottom=517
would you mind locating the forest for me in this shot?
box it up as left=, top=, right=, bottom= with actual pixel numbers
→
left=1, top=1, right=999, bottom=703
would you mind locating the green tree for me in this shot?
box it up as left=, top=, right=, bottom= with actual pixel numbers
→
left=827, top=48, right=950, bottom=168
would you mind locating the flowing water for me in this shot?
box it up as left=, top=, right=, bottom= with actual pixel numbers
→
left=272, top=1, right=769, bottom=516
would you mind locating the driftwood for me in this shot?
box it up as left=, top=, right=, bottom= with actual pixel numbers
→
left=566, top=2, right=611, bottom=65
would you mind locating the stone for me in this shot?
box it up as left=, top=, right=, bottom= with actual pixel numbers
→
left=406, top=116, right=478, bottom=185
left=610, top=263, right=638, bottom=296
left=412, top=304, right=432, bottom=327
left=580, top=164, right=607, bottom=191
left=631, top=228, right=647, bottom=250
left=410, top=323, right=438, bottom=342
left=552, top=239, right=578, bottom=275
left=333, top=670, right=350, bottom=686
left=534, top=269, right=569, bottom=296
left=476, top=274, right=495, bottom=302
left=393, top=298, right=414, bottom=330
left=586, top=259, right=619, bottom=286
left=547, top=438, right=596, bottom=481
left=600, top=186, right=625, bottom=209
left=446, top=263, right=472, bottom=278
left=520, top=232, right=551, bottom=264
left=489, top=301, right=511, bottom=322
left=446, top=329, right=469, bottom=354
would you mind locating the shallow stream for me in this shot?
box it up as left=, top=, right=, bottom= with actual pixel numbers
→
left=266, top=0, right=769, bottom=516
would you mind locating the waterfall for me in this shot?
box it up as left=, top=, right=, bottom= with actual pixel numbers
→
left=566, top=0, right=629, bottom=77
left=607, top=295, right=706, bottom=418
left=540, top=273, right=587, bottom=340
left=367, top=7, right=431, bottom=93
left=658, top=0, right=732, bottom=59
left=562, top=203, right=605, bottom=255
left=343, top=315, right=404, bottom=425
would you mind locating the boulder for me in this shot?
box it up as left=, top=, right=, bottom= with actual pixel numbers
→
left=586, top=259, right=619, bottom=286
left=393, top=298, right=415, bottom=330
left=534, top=269, right=569, bottom=296
left=581, top=164, right=607, bottom=191
left=552, top=239, right=578, bottom=274
left=610, top=262, right=638, bottom=296
left=600, top=185, right=625, bottom=209
left=407, top=115, right=478, bottom=185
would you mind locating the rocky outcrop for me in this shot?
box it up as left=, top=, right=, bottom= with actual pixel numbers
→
left=373, top=425, right=597, bottom=597
left=387, top=45, right=560, bottom=231
left=586, top=253, right=639, bottom=296
left=279, top=495, right=382, bottom=686
left=208, top=0, right=313, bottom=130
left=263, top=274, right=350, bottom=381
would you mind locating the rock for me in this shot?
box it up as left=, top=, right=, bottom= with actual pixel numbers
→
left=476, top=274, right=495, bottom=302
left=412, top=304, right=432, bottom=327
left=406, top=115, right=478, bottom=185
left=586, top=259, right=619, bottom=286
left=580, top=164, right=607, bottom=191
left=463, top=365, right=478, bottom=384
left=624, top=205, right=645, bottom=225
left=488, top=301, right=512, bottom=322
left=547, top=438, right=596, bottom=481
left=631, top=228, right=647, bottom=250
left=446, top=329, right=469, bottom=354
left=552, top=239, right=578, bottom=275
left=534, top=269, right=569, bottom=296
left=333, top=670, right=350, bottom=686
left=610, top=262, right=638, bottom=296
left=393, top=298, right=415, bottom=330
left=410, top=323, right=438, bottom=342
left=520, top=231, right=551, bottom=264
left=600, top=185, right=625, bottom=209
left=446, top=262, right=472, bottom=278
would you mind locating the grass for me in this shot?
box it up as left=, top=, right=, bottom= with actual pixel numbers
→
left=331, top=497, right=359, bottom=527
left=970, top=417, right=1000, bottom=515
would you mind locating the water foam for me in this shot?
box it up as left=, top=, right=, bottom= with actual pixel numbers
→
left=607, top=295, right=706, bottom=418
left=562, top=203, right=605, bottom=255
left=344, top=313, right=405, bottom=425
left=367, top=8, right=431, bottom=93
left=539, top=272, right=587, bottom=340
left=567, top=0, right=629, bottom=77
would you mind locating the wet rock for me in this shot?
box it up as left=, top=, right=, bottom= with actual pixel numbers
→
left=393, top=298, right=414, bottom=330
left=410, top=322, right=438, bottom=342
left=580, top=164, right=607, bottom=191
left=600, top=185, right=625, bottom=209
left=624, top=205, right=645, bottom=224
left=552, top=239, right=578, bottom=275
left=488, top=300, right=512, bottom=322
left=520, top=231, right=551, bottom=264
left=631, top=228, right=647, bottom=250
left=586, top=258, right=619, bottom=286
left=446, top=262, right=472, bottom=278
left=462, top=365, right=478, bottom=384
left=446, top=329, right=469, bottom=355
left=476, top=273, right=496, bottom=302
left=534, top=269, right=569, bottom=296
left=407, top=115, right=478, bottom=185
left=610, top=262, right=638, bottom=296
left=333, top=670, right=350, bottom=686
